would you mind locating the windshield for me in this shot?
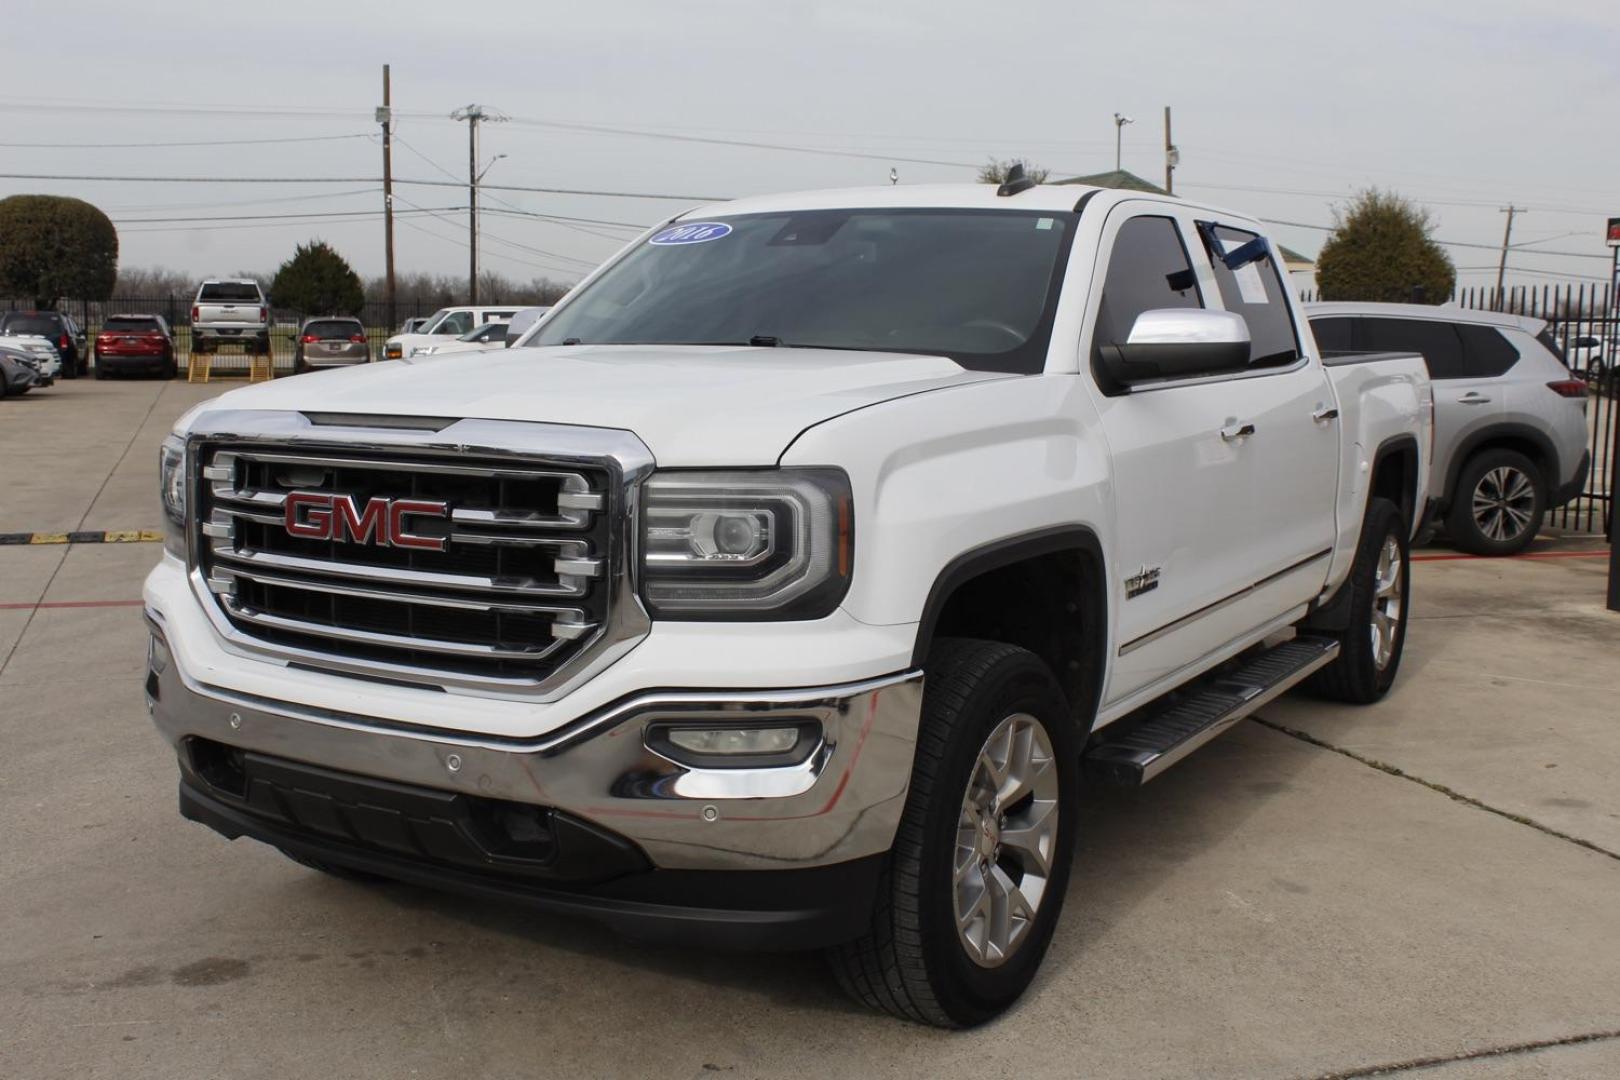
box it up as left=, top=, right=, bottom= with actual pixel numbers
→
left=533, top=209, right=1077, bottom=373
left=103, top=317, right=161, bottom=333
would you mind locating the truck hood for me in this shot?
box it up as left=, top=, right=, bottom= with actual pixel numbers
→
left=194, top=344, right=1007, bottom=464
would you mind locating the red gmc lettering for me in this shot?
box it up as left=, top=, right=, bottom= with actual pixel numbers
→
left=282, top=493, right=448, bottom=551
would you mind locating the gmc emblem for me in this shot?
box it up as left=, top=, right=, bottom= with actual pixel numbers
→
left=283, top=492, right=450, bottom=551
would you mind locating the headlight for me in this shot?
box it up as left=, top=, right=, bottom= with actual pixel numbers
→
left=159, top=435, right=187, bottom=560
left=640, top=469, right=852, bottom=620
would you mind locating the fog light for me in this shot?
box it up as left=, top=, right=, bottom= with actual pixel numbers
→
left=668, top=727, right=799, bottom=755
left=148, top=634, right=171, bottom=675
left=647, top=721, right=820, bottom=768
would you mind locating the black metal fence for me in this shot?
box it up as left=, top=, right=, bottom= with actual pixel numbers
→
left=1, top=296, right=455, bottom=374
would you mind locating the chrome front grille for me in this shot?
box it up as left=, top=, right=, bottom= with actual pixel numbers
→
left=186, top=413, right=653, bottom=697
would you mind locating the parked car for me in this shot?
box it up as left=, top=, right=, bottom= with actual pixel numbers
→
left=0, top=335, right=62, bottom=382
left=292, top=317, right=371, bottom=373
left=0, top=346, right=42, bottom=396
left=94, top=314, right=176, bottom=379
left=147, top=180, right=1434, bottom=1027
left=502, top=305, right=552, bottom=345
left=1307, top=303, right=1589, bottom=555
left=0, top=310, right=87, bottom=378
left=191, top=280, right=269, bottom=355
left=416, top=320, right=512, bottom=357
left=382, top=306, right=519, bottom=359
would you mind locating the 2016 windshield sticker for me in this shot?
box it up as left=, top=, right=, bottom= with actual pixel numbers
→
left=649, top=222, right=733, bottom=246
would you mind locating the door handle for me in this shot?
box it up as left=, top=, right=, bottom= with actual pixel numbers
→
left=1457, top=392, right=1492, bottom=405
left=1312, top=406, right=1339, bottom=422
left=1219, top=422, right=1257, bottom=441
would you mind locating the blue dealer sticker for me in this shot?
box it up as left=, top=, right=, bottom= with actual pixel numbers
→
left=649, top=221, right=733, bottom=246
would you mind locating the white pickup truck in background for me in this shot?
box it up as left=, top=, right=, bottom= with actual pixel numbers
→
left=145, top=178, right=1432, bottom=1027
left=190, top=280, right=270, bottom=355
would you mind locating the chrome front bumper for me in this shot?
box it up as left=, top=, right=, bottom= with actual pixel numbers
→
left=146, top=616, right=923, bottom=873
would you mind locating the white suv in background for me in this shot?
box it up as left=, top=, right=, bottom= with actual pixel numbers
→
left=1307, top=303, right=1590, bottom=555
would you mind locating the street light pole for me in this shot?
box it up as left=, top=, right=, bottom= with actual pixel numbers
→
left=1114, top=113, right=1133, bottom=172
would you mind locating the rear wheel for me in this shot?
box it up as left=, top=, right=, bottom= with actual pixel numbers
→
left=1447, top=448, right=1544, bottom=556
left=1306, top=497, right=1409, bottom=704
left=829, top=639, right=1078, bottom=1027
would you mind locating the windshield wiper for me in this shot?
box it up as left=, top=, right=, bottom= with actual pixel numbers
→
left=749, top=335, right=781, bottom=347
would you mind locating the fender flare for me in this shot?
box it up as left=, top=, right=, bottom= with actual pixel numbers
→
left=1440, top=422, right=1560, bottom=510
left=910, top=525, right=1108, bottom=731
left=1310, top=433, right=1420, bottom=632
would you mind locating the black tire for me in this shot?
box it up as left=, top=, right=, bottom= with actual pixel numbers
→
left=1445, top=448, right=1545, bottom=556
left=94, top=354, right=110, bottom=380
left=160, top=355, right=178, bottom=380
left=828, top=638, right=1079, bottom=1027
left=1306, top=497, right=1410, bottom=704
left=277, top=847, right=387, bottom=883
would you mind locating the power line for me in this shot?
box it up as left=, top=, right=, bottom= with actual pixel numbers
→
left=0, top=133, right=373, bottom=150
left=1259, top=217, right=1611, bottom=261
left=114, top=208, right=461, bottom=234
left=111, top=206, right=462, bottom=225
left=0, top=171, right=721, bottom=201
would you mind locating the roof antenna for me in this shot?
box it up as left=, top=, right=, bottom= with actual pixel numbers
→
left=997, top=162, right=1037, bottom=197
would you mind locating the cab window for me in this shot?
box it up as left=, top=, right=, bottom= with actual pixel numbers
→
left=1093, top=215, right=1202, bottom=352
left=1198, top=223, right=1299, bottom=368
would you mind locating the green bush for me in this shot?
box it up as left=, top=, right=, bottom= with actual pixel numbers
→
left=1316, top=189, right=1456, bottom=304
left=0, top=195, right=118, bottom=307
left=269, top=240, right=364, bottom=315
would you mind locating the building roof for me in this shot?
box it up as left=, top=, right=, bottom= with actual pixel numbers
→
left=1053, top=168, right=1167, bottom=194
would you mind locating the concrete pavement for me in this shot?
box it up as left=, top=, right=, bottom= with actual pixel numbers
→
left=2, top=378, right=1617, bottom=1079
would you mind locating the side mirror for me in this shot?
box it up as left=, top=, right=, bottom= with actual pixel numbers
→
left=1097, top=309, right=1251, bottom=386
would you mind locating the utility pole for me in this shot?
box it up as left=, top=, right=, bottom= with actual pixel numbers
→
left=1163, top=106, right=1178, bottom=195
left=451, top=105, right=504, bottom=303
left=1113, top=113, right=1133, bottom=173
left=378, top=65, right=395, bottom=331
left=453, top=105, right=486, bottom=304
left=1495, top=206, right=1523, bottom=310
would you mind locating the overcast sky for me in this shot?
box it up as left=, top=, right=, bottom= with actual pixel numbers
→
left=6, top=0, right=1618, bottom=295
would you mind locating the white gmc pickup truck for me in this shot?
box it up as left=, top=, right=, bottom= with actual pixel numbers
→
left=145, top=178, right=1433, bottom=1026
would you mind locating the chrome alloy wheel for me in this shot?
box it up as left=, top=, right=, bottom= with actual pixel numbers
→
left=1471, top=466, right=1536, bottom=544
left=953, top=713, right=1061, bottom=968
left=1370, top=534, right=1405, bottom=671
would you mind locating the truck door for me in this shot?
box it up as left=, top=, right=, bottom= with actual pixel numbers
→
left=1192, top=221, right=1340, bottom=617
left=1086, top=211, right=1279, bottom=705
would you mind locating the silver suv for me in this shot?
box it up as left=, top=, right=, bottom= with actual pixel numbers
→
left=1307, top=303, right=1590, bottom=555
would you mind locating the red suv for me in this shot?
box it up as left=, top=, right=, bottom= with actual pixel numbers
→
left=94, top=315, right=177, bottom=379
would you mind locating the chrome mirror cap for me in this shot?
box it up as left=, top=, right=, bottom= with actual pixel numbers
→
left=1127, top=308, right=1251, bottom=346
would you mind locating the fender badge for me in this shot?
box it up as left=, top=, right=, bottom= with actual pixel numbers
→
left=1124, top=566, right=1161, bottom=599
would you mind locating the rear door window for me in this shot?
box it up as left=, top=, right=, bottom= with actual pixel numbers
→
left=1456, top=324, right=1520, bottom=377
left=1, top=313, right=64, bottom=336
left=1358, top=317, right=1467, bottom=378
left=305, top=320, right=362, bottom=339
left=198, top=283, right=261, bottom=302
left=1197, top=223, right=1300, bottom=367
left=103, top=316, right=162, bottom=333
left=1308, top=317, right=1355, bottom=354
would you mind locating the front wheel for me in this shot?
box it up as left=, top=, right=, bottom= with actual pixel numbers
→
left=829, top=638, right=1079, bottom=1027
